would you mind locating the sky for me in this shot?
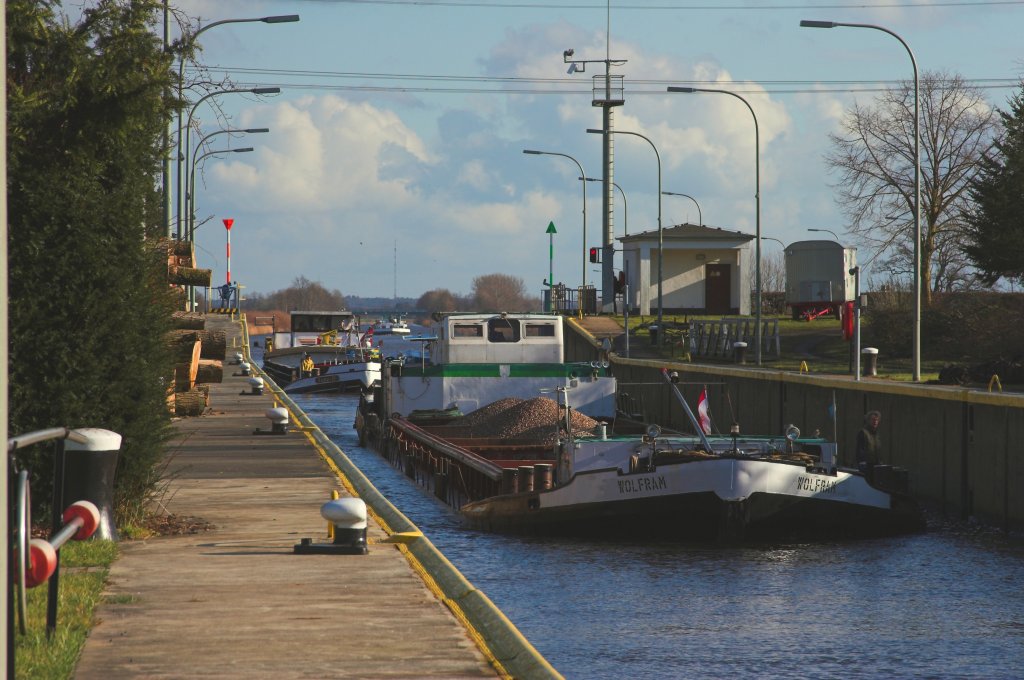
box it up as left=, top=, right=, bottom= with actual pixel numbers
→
left=160, top=0, right=1023, bottom=300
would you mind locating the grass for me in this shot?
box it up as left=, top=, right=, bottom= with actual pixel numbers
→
left=14, top=540, right=118, bottom=680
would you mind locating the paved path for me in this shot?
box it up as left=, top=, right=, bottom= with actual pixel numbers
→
left=74, top=316, right=497, bottom=679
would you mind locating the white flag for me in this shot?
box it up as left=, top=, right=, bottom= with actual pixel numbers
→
left=697, top=389, right=712, bottom=435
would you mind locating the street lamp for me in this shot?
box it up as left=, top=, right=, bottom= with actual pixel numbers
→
left=190, top=147, right=254, bottom=242
left=179, top=87, right=279, bottom=239
left=581, top=177, right=627, bottom=236
left=172, top=14, right=299, bottom=238
left=668, top=86, right=762, bottom=365
left=188, top=127, right=268, bottom=227
left=587, top=129, right=662, bottom=334
left=808, top=227, right=841, bottom=242
left=662, top=191, right=702, bottom=226
left=187, top=147, right=253, bottom=311
left=800, top=19, right=920, bottom=381
left=762, top=236, right=785, bottom=248
left=523, top=150, right=589, bottom=294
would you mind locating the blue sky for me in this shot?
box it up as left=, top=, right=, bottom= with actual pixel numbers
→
left=166, top=0, right=1023, bottom=299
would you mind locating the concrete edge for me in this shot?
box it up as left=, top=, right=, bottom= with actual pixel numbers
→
left=239, top=317, right=563, bottom=680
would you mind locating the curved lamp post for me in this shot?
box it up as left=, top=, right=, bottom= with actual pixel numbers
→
left=179, top=87, right=279, bottom=238
left=662, top=191, right=702, bottom=226
left=187, top=147, right=253, bottom=311
left=523, top=150, right=588, bottom=293
left=188, top=127, right=268, bottom=231
left=808, top=227, right=841, bottom=242
left=173, top=14, right=298, bottom=239
left=587, top=128, right=662, bottom=334
left=799, top=19, right=920, bottom=382
left=189, top=147, right=254, bottom=242
left=668, top=86, right=761, bottom=365
left=581, top=177, right=627, bottom=236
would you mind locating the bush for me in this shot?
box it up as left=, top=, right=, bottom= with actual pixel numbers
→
left=865, top=291, right=1024, bottom=362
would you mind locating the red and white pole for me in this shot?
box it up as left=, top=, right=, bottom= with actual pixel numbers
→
left=223, top=218, right=234, bottom=285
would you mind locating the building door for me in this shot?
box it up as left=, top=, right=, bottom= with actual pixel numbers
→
left=705, top=263, right=731, bottom=314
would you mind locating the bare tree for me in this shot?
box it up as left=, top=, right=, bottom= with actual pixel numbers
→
left=825, top=71, right=998, bottom=303
left=471, top=274, right=539, bottom=312
left=416, top=289, right=460, bottom=313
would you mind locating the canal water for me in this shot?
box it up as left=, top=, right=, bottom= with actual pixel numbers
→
left=291, top=390, right=1024, bottom=680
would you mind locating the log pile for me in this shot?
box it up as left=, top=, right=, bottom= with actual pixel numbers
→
left=168, top=265, right=212, bottom=287
left=167, top=329, right=227, bottom=360
left=171, top=311, right=206, bottom=330
left=166, top=319, right=229, bottom=418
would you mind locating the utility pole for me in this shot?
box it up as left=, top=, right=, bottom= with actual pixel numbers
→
left=564, top=4, right=625, bottom=314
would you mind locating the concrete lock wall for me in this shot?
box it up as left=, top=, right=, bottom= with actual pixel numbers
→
left=564, top=323, right=1024, bottom=531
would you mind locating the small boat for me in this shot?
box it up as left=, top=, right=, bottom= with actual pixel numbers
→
left=373, top=317, right=411, bottom=336
left=262, top=310, right=381, bottom=394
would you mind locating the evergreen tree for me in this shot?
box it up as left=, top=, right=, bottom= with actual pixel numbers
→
left=963, top=85, right=1024, bottom=286
left=7, top=0, right=180, bottom=522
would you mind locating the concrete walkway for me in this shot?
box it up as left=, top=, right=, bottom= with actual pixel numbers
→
left=74, top=316, right=498, bottom=679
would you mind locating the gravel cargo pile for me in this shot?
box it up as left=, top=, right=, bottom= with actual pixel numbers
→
left=454, top=396, right=601, bottom=442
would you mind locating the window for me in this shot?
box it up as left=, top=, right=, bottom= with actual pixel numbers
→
left=453, top=324, right=483, bottom=338
left=487, top=319, right=520, bottom=342
left=525, top=324, right=555, bottom=337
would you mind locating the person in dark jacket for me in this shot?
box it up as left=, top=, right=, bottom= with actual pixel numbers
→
left=856, top=410, right=882, bottom=476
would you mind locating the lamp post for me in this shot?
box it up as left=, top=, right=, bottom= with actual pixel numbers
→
left=587, top=128, right=662, bottom=335
left=581, top=177, right=627, bottom=236
left=523, top=150, right=588, bottom=295
left=179, top=87, right=279, bottom=239
left=187, top=147, right=252, bottom=311
left=668, top=86, right=762, bottom=365
left=662, top=191, right=702, bottom=226
left=761, top=236, right=785, bottom=248
left=189, top=147, right=254, bottom=242
left=173, top=14, right=298, bottom=239
left=799, top=19, right=920, bottom=381
left=808, top=227, right=841, bottom=242
left=188, top=127, right=267, bottom=231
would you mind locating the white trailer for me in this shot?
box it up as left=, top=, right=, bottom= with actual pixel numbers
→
left=785, top=240, right=857, bottom=320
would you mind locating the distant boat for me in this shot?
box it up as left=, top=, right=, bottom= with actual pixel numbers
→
left=261, top=310, right=380, bottom=394
left=373, top=316, right=411, bottom=336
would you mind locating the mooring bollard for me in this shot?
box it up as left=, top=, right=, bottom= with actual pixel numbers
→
left=733, top=341, right=748, bottom=365
left=518, top=465, right=535, bottom=492
left=246, top=376, right=264, bottom=395
left=862, top=347, right=879, bottom=376
left=254, top=406, right=289, bottom=435
left=63, top=428, right=122, bottom=542
left=294, top=497, right=369, bottom=555
left=534, top=463, right=554, bottom=491
left=501, top=467, right=518, bottom=494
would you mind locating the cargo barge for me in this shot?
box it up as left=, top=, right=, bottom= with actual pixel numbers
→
left=355, top=313, right=923, bottom=541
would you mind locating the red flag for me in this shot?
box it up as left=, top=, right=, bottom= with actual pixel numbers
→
left=697, top=389, right=712, bottom=435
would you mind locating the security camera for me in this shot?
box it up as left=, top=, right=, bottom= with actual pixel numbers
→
left=563, top=48, right=574, bottom=59
left=567, top=62, right=578, bottom=75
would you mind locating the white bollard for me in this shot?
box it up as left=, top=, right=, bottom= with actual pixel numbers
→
left=247, top=376, right=265, bottom=395
left=265, top=406, right=289, bottom=434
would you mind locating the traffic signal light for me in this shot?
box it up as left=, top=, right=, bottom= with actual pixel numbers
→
left=589, top=247, right=599, bottom=263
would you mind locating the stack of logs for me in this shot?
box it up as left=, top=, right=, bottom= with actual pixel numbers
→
left=163, top=238, right=212, bottom=288
left=168, top=311, right=227, bottom=417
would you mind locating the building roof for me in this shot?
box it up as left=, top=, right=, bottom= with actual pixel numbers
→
left=618, top=222, right=755, bottom=243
